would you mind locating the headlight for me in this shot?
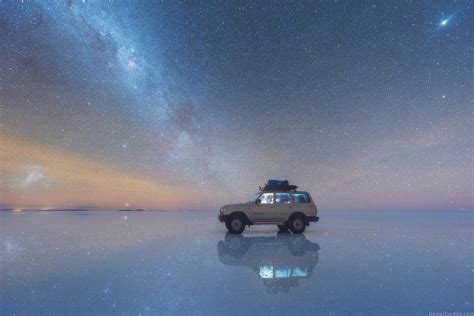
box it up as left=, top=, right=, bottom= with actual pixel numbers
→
left=220, top=207, right=226, bottom=214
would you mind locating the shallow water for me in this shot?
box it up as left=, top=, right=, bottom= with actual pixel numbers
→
left=1, top=210, right=473, bottom=315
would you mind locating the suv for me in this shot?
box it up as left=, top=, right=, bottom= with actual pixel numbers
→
left=218, top=191, right=319, bottom=234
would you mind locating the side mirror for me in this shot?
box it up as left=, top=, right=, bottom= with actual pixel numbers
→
left=256, top=198, right=261, bottom=205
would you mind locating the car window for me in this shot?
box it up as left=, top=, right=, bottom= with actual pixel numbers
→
left=275, top=192, right=291, bottom=204
left=259, top=193, right=274, bottom=204
left=249, top=192, right=261, bottom=203
left=290, top=193, right=310, bottom=203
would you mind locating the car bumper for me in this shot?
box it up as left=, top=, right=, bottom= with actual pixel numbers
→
left=218, top=214, right=229, bottom=222
left=307, top=216, right=319, bottom=222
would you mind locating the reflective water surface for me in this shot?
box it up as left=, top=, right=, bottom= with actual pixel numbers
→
left=1, top=210, right=472, bottom=315
left=218, top=233, right=320, bottom=294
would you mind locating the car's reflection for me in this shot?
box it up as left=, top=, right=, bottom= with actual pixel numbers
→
left=217, top=233, right=320, bottom=294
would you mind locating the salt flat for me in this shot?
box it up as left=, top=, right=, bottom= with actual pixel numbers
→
left=1, top=210, right=472, bottom=315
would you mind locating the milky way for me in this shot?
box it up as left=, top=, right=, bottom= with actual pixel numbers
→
left=1, top=1, right=472, bottom=210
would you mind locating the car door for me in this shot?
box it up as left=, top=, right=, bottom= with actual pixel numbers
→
left=273, top=192, right=293, bottom=221
left=289, top=192, right=314, bottom=217
left=247, top=192, right=274, bottom=222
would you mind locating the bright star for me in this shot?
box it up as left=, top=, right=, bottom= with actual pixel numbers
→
left=440, top=19, right=449, bottom=27
left=438, top=15, right=454, bottom=29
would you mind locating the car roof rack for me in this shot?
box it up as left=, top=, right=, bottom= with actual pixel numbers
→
left=259, top=186, right=298, bottom=192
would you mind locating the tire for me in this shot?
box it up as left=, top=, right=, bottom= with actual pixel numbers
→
left=288, top=214, right=306, bottom=234
left=223, top=233, right=249, bottom=257
left=277, top=224, right=288, bottom=231
left=289, top=235, right=306, bottom=256
left=226, top=214, right=245, bottom=234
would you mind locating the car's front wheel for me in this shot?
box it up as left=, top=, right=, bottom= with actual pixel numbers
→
left=226, top=214, right=245, bottom=234
left=288, top=214, right=306, bottom=234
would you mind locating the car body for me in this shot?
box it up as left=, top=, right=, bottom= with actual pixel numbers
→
left=218, top=191, right=319, bottom=234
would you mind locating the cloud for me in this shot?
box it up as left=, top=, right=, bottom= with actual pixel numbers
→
left=0, top=136, right=215, bottom=210
left=19, top=166, right=44, bottom=188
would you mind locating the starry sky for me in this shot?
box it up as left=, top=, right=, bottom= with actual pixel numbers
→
left=0, top=1, right=472, bottom=211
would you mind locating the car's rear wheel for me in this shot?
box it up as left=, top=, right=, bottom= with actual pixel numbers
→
left=288, top=214, right=306, bottom=234
left=226, top=214, right=245, bottom=234
left=277, top=224, right=288, bottom=231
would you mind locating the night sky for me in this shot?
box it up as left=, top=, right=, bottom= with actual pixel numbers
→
left=1, top=1, right=472, bottom=211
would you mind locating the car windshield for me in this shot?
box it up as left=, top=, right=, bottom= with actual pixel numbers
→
left=249, top=192, right=261, bottom=203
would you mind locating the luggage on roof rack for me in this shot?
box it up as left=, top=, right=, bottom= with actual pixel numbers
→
left=259, top=179, right=298, bottom=192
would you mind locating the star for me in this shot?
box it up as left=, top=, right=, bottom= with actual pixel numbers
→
left=438, top=16, right=453, bottom=29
